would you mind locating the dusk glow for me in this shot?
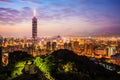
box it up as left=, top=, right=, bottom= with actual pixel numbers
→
left=0, top=0, right=120, bottom=37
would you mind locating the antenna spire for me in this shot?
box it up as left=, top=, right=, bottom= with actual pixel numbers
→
left=33, top=8, right=36, bottom=17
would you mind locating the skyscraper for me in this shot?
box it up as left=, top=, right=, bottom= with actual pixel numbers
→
left=32, top=9, right=37, bottom=40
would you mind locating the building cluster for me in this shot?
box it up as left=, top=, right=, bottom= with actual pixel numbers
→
left=0, top=37, right=120, bottom=57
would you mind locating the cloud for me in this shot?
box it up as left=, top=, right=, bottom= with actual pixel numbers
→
left=61, top=8, right=78, bottom=16
left=0, top=7, right=33, bottom=25
left=0, top=0, right=12, bottom=3
left=0, top=8, right=19, bottom=24
left=0, top=6, right=57, bottom=25
left=20, top=0, right=42, bottom=5
left=51, top=3, right=65, bottom=8
left=0, top=0, right=120, bottom=30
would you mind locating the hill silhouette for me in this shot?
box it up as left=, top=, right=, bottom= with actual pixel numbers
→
left=1, top=49, right=120, bottom=80
left=50, top=49, right=120, bottom=80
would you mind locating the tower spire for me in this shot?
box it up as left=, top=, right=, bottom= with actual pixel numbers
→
left=33, top=8, right=36, bottom=17
left=32, top=8, right=37, bottom=39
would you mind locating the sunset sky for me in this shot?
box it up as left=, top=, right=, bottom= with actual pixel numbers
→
left=0, top=0, right=120, bottom=37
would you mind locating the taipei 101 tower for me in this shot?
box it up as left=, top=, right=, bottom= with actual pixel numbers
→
left=32, top=9, right=37, bottom=40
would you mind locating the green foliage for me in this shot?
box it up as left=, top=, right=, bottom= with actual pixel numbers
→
left=7, top=60, right=32, bottom=80
left=44, top=55, right=57, bottom=72
left=63, top=62, right=74, bottom=72
left=44, top=55, right=56, bottom=63
left=34, top=56, right=55, bottom=80
left=34, top=57, right=48, bottom=72
left=11, top=61, right=25, bottom=79
left=45, top=73, right=55, bottom=80
left=6, top=55, right=55, bottom=80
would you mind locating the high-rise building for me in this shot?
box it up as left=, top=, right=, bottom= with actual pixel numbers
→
left=32, top=17, right=37, bottom=39
left=107, top=46, right=116, bottom=57
left=32, top=9, right=37, bottom=40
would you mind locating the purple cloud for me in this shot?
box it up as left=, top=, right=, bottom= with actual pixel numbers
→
left=20, top=0, right=42, bottom=5
left=51, top=3, right=65, bottom=8
left=0, top=8, right=19, bottom=24
left=61, top=8, right=78, bottom=17
left=0, top=7, right=33, bottom=25
left=0, top=0, right=12, bottom=2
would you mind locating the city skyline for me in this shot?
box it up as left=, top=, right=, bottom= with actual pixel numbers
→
left=0, top=0, right=120, bottom=37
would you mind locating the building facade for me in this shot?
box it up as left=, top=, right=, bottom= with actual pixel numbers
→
left=32, top=17, right=37, bottom=40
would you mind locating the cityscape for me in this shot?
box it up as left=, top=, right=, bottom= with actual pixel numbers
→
left=0, top=0, right=120, bottom=80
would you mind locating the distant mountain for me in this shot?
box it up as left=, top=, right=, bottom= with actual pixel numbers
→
left=92, top=26, right=120, bottom=37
